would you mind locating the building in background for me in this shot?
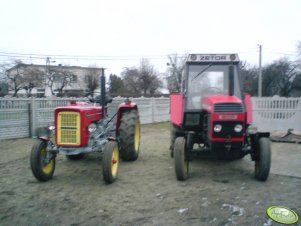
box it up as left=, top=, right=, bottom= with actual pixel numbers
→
left=6, top=63, right=101, bottom=97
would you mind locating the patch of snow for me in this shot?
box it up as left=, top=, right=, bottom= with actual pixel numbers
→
left=263, top=218, right=273, bottom=226
left=178, top=208, right=188, bottom=214
left=222, top=204, right=245, bottom=216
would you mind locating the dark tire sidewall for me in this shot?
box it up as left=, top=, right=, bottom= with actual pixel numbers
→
left=255, top=137, right=271, bottom=181
left=102, top=141, right=119, bottom=184
left=30, top=140, right=55, bottom=182
left=118, top=110, right=140, bottom=161
left=174, top=137, right=189, bottom=181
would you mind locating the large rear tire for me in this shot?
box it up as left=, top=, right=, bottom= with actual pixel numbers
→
left=102, top=141, right=119, bottom=184
left=174, top=137, right=189, bottom=181
left=30, top=140, right=55, bottom=182
left=118, top=110, right=140, bottom=161
left=255, top=137, right=271, bottom=181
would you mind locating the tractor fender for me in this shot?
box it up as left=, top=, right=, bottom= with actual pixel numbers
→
left=116, top=101, right=138, bottom=130
left=38, top=136, right=50, bottom=141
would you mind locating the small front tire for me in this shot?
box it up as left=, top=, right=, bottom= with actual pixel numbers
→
left=30, top=140, right=56, bottom=182
left=102, top=141, right=119, bottom=184
left=255, top=137, right=271, bottom=181
left=174, top=137, right=189, bottom=181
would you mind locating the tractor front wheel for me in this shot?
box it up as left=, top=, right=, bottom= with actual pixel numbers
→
left=102, top=141, right=119, bottom=184
left=118, top=110, right=140, bottom=161
left=174, top=137, right=189, bottom=181
left=255, top=137, right=271, bottom=181
left=170, top=123, right=182, bottom=158
left=30, top=140, right=56, bottom=182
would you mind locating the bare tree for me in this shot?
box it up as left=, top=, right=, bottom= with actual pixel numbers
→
left=166, top=54, right=186, bottom=93
left=239, top=61, right=258, bottom=96
left=139, top=59, right=162, bottom=95
left=1, top=61, right=45, bottom=97
left=262, top=58, right=299, bottom=97
left=109, top=74, right=125, bottom=96
left=22, top=67, right=45, bottom=97
left=122, top=60, right=162, bottom=96
left=49, top=68, right=76, bottom=97
left=85, top=66, right=100, bottom=97
left=122, top=67, right=141, bottom=94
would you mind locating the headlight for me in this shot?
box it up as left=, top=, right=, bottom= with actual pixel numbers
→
left=247, top=125, right=258, bottom=134
left=49, top=125, right=55, bottom=131
left=234, top=124, right=243, bottom=133
left=88, top=123, right=97, bottom=133
left=214, top=124, right=222, bottom=132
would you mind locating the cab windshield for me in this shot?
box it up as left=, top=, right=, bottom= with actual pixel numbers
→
left=186, top=64, right=242, bottom=110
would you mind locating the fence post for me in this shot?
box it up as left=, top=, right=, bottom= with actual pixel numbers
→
left=28, top=102, right=32, bottom=137
left=31, top=98, right=36, bottom=137
left=151, top=98, right=155, bottom=123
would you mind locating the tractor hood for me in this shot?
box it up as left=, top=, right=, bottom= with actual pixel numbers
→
left=202, top=95, right=244, bottom=113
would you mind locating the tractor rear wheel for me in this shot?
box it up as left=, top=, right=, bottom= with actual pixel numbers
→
left=118, top=110, right=140, bottom=161
left=30, top=140, right=55, bottom=182
left=255, top=137, right=271, bottom=181
left=102, top=141, right=119, bottom=184
left=66, top=153, right=85, bottom=160
left=174, top=137, right=189, bottom=181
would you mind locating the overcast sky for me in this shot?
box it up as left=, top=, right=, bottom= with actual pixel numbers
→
left=0, top=0, right=300, bottom=76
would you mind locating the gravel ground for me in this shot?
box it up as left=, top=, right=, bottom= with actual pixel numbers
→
left=0, top=124, right=300, bottom=226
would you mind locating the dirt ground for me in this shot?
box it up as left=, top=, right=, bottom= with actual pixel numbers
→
left=0, top=124, right=300, bottom=226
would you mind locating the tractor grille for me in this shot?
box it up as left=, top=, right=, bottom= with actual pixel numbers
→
left=214, top=103, right=243, bottom=113
left=57, top=112, right=80, bottom=145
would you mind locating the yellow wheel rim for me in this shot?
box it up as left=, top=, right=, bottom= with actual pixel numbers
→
left=111, top=144, right=119, bottom=178
left=41, top=148, right=54, bottom=174
left=134, top=121, right=140, bottom=153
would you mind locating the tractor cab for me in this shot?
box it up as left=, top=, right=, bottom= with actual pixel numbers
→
left=170, top=54, right=271, bottom=182
left=184, top=54, right=241, bottom=111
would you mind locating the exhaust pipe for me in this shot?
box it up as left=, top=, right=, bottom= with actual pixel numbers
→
left=100, top=68, right=106, bottom=116
left=229, top=65, right=234, bottom=96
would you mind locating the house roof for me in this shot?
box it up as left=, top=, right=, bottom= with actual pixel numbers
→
left=6, top=63, right=101, bottom=72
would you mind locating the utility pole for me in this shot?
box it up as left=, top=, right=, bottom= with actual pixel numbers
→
left=258, top=44, right=262, bottom=97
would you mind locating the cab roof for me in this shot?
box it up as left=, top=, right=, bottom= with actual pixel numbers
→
left=186, top=54, right=240, bottom=63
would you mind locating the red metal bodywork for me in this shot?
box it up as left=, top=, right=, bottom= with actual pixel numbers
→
left=202, top=95, right=246, bottom=142
left=201, top=95, right=243, bottom=113
left=244, top=93, right=253, bottom=125
left=170, top=93, right=184, bottom=126
left=54, top=102, right=103, bottom=147
left=116, top=101, right=138, bottom=130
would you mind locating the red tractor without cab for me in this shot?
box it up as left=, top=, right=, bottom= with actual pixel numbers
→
left=170, top=54, right=271, bottom=181
left=30, top=69, right=140, bottom=184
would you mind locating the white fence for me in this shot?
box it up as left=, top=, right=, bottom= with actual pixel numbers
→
left=251, top=97, right=301, bottom=132
left=0, top=97, right=170, bottom=140
left=0, top=97, right=300, bottom=140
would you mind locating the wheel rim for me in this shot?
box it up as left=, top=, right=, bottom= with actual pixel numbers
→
left=134, top=121, right=140, bottom=153
left=184, top=159, right=189, bottom=174
left=111, top=144, right=119, bottom=178
left=41, top=148, right=54, bottom=174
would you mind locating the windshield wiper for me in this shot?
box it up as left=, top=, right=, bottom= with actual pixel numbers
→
left=191, top=63, right=213, bottom=81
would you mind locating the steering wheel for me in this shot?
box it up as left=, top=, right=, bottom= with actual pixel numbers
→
left=202, top=86, right=223, bottom=94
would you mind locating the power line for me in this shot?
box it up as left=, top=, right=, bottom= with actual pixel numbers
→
left=0, top=51, right=187, bottom=61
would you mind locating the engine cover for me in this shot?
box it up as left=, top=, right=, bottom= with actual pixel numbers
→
left=54, top=102, right=103, bottom=147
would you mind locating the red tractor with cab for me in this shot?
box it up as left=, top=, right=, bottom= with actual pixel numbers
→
left=30, top=68, right=140, bottom=184
left=170, top=54, right=271, bottom=181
